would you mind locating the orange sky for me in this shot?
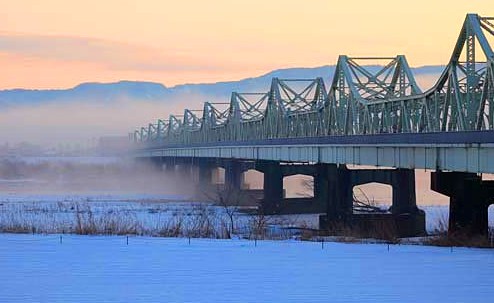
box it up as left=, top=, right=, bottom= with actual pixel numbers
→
left=0, top=0, right=492, bottom=89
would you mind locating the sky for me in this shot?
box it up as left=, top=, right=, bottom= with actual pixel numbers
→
left=0, top=0, right=492, bottom=90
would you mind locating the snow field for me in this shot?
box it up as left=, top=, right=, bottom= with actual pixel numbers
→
left=1, top=234, right=493, bottom=303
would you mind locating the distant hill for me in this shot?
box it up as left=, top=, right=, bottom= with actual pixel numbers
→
left=0, top=65, right=445, bottom=107
left=170, top=65, right=445, bottom=98
left=0, top=81, right=170, bottom=107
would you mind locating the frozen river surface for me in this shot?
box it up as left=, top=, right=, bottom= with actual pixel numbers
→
left=1, top=234, right=493, bottom=303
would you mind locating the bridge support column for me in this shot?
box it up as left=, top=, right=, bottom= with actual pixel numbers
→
left=175, top=160, right=193, bottom=181
left=154, top=157, right=164, bottom=170
left=320, top=166, right=425, bottom=237
left=329, top=165, right=353, bottom=221
left=256, top=160, right=283, bottom=214
left=198, top=163, right=214, bottom=187
left=195, top=160, right=216, bottom=195
left=253, top=162, right=331, bottom=214
left=391, top=169, right=417, bottom=214
left=319, top=164, right=353, bottom=229
left=193, top=159, right=218, bottom=199
left=390, top=169, right=425, bottom=237
left=163, top=158, right=176, bottom=175
left=313, top=163, right=330, bottom=212
left=431, top=171, right=494, bottom=236
left=225, top=161, right=243, bottom=191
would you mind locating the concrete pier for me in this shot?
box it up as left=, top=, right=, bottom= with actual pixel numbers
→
left=256, top=160, right=284, bottom=213
left=144, top=156, right=429, bottom=237
left=431, top=171, right=494, bottom=236
left=319, top=165, right=425, bottom=237
left=224, top=161, right=243, bottom=191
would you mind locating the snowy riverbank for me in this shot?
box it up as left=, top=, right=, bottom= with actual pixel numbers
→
left=0, top=193, right=493, bottom=235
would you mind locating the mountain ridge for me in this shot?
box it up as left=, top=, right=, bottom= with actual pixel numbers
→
left=0, top=65, right=445, bottom=107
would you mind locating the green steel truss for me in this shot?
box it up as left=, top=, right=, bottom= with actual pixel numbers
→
left=131, top=14, right=494, bottom=144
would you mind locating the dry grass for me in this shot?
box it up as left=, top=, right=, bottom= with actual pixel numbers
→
left=425, top=232, right=494, bottom=248
left=73, top=203, right=142, bottom=235
left=425, top=215, right=494, bottom=248
left=0, top=201, right=292, bottom=240
left=3, top=201, right=492, bottom=248
left=320, top=219, right=400, bottom=243
left=0, top=221, right=35, bottom=234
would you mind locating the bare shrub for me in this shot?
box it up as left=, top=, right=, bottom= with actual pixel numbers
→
left=247, top=204, right=271, bottom=240
left=74, top=203, right=97, bottom=235
left=424, top=212, right=494, bottom=248
left=425, top=232, right=493, bottom=248
left=203, top=187, right=250, bottom=237
left=156, top=215, right=185, bottom=237
left=186, top=203, right=217, bottom=238
left=99, top=211, right=142, bottom=235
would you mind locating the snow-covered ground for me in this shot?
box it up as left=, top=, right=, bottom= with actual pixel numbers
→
left=0, top=194, right=493, bottom=233
left=0, top=234, right=493, bottom=303
left=0, top=194, right=318, bottom=238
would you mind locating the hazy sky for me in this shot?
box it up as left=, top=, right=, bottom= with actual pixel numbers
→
left=0, top=0, right=492, bottom=89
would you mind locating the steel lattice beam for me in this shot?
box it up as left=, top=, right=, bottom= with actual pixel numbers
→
left=133, top=13, right=494, bottom=145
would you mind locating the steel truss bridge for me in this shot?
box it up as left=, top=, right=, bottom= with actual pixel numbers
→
left=132, top=14, right=494, bottom=174
left=130, top=14, right=494, bottom=237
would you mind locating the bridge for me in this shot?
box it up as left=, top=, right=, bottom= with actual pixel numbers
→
left=130, top=14, right=494, bottom=237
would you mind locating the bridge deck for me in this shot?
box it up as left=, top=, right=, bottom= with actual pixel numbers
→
left=135, top=131, right=494, bottom=174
